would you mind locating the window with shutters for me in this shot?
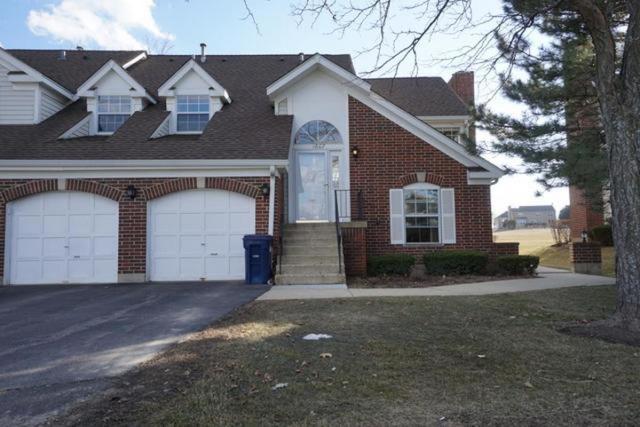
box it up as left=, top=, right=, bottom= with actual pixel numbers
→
left=404, top=187, right=440, bottom=243
left=389, top=184, right=456, bottom=245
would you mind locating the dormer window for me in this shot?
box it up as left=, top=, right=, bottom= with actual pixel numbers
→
left=97, top=95, right=131, bottom=133
left=176, top=95, right=210, bottom=133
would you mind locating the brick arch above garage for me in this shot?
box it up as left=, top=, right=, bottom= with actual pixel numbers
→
left=0, top=179, right=123, bottom=203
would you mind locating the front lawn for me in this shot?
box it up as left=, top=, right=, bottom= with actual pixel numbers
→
left=59, top=286, right=640, bottom=426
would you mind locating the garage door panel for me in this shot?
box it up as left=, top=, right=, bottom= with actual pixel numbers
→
left=229, top=256, right=245, bottom=276
left=179, top=257, right=203, bottom=279
left=149, top=189, right=255, bottom=281
left=17, top=215, right=42, bottom=235
left=229, top=213, right=253, bottom=232
left=205, top=191, right=229, bottom=211
left=68, top=193, right=92, bottom=211
left=42, top=260, right=65, bottom=282
left=16, top=238, right=42, bottom=258
left=43, top=215, right=66, bottom=235
left=154, top=212, right=178, bottom=233
left=180, top=235, right=204, bottom=255
left=69, top=214, right=92, bottom=235
left=205, top=213, right=228, bottom=232
left=94, top=214, right=118, bottom=234
left=94, top=236, right=117, bottom=257
left=69, top=237, right=92, bottom=256
left=152, top=235, right=178, bottom=256
left=179, top=191, right=205, bottom=210
left=43, top=238, right=66, bottom=258
left=8, top=192, right=118, bottom=285
left=180, top=213, right=204, bottom=233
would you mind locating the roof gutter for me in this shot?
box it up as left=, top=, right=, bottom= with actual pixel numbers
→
left=0, top=159, right=289, bottom=171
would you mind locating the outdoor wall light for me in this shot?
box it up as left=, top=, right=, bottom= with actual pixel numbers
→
left=581, top=229, right=588, bottom=243
left=125, top=185, right=138, bottom=200
left=260, top=183, right=270, bottom=197
left=351, top=145, right=359, bottom=158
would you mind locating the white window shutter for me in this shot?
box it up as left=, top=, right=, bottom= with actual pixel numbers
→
left=440, top=188, right=456, bottom=244
left=389, top=189, right=405, bottom=244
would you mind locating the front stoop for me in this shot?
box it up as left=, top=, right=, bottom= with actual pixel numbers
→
left=275, top=223, right=346, bottom=285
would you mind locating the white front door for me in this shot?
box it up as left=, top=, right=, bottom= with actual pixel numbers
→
left=148, top=189, right=255, bottom=281
left=6, top=192, right=119, bottom=285
left=296, top=151, right=329, bottom=221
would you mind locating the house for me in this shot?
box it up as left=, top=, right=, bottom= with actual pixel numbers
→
left=494, top=205, right=557, bottom=230
left=0, top=45, right=510, bottom=286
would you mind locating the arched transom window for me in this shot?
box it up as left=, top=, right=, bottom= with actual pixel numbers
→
left=295, top=120, right=342, bottom=145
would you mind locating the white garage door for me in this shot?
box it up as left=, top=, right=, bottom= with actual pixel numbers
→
left=148, top=189, right=255, bottom=281
left=6, top=192, right=119, bottom=285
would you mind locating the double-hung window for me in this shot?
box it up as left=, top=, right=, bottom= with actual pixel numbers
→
left=176, top=95, right=210, bottom=132
left=404, top=187, right=440, bottom=243
left=97, top=96, right=131, bottom=133
left=437, top=127, right=461, bottom=142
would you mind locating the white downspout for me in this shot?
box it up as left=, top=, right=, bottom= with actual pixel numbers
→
left=268, top=166, right=276, bottom=235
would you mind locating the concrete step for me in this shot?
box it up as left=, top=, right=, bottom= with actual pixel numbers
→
left=278, top=263, right=341, bottom=275
left=275, top=273, right=346, bottom=285
left=283, top=234, right=337, bottom=244
left=280, top=254, right=340, bottom=265
left=284, top=223, right=335, bottom=232
left=283, top=244, right=338, bottom=256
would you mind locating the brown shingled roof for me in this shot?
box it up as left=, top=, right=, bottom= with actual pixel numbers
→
left=367, top=77, right=469, bottom=117
left=0, top=52, right=352, bottom=160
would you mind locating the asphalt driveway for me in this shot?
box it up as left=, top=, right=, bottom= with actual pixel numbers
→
left=0, top=281, right=267, bottom=426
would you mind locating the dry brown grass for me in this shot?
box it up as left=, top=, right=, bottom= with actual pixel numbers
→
left=493, top=228, right=555, bottom=255
left=58, top=286, right=639, bottom=426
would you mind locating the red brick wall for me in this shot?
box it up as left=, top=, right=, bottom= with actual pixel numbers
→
left=0, top=177, right=272, bottom=280
left=569, top=242, right=602, bottom=264
left=341, top=224, right=367, bottom=276
left=492, top=242, right=520, bottom=257
left=569, top=186, right=604, bottom=238
left=348, top=96, right=494, bottom=258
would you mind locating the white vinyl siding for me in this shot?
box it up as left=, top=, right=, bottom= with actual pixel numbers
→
left=39, top=86, right=67, bottom=121
left=150, top=115, right=171, bottom=139
left=0, top=59, right=36, bottom=125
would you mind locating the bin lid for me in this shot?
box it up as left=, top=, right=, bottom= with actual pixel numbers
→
left=242, top=234, right=273, bottom=242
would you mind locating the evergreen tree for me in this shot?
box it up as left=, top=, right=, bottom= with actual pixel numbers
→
left=477, top=7, right=607, bottom=207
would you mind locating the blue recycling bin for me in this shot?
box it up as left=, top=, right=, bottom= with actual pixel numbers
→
left=242, top=234, right=273, bottom=284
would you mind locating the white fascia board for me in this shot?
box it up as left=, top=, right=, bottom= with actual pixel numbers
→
left=467, top=170, right=500, bottom=185
left=0, top=159, right=289, bottom=170
left=157, top=59, right=231, bottom=103
left=418, top=115, right=471, bottom=122
left=76, top=59, right=156, bottom=104
left=351, top=89, right=504, bottom=179
left=266, top=54, right=371, bottom=100
left=0, top=48, right=74, bottom=99
left=122, top=51, right=148, bottom=69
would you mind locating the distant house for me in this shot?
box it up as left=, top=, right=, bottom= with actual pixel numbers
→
left=494, top=205, right=556, bottom=229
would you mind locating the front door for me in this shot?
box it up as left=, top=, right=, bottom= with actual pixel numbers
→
left=296, top=151, right=329, bottom=221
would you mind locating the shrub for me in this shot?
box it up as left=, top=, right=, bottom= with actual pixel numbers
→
left=589, top=224, right=613, bottom=246
left=423, top=251, right=488, bottom=275
left=367, top=254, right=416, bottom=276
left=495, top=255, right=539, bottom=276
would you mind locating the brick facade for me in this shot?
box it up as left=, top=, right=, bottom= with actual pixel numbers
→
left=569, top=241, right=602, bottom=275
left=0, top=176, right=274, bottom=281
left=569, top=186, right=604, bottom=239
left=340, top=222, right=367, bottom=276
left=348, top=96, right=494, bottom=259
left=492, top=242, right=520, bottom=257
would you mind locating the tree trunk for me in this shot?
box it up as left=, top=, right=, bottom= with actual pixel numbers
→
left=572, top=0, right=640, bottom=330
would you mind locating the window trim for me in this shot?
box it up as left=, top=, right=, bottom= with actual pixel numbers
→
left=402, top=183, right=442, bottom=245
left=96, top=95, right=132, bottom=135
left=175, top=94, right=211, bottom=134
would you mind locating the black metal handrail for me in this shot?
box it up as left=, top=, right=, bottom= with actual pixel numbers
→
left=333, top=189, right=364, bottom=275
left=334, top=189, right=343, bottom=274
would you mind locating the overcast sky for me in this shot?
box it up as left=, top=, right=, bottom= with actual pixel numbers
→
left=0, top=0, right=570, bottom=218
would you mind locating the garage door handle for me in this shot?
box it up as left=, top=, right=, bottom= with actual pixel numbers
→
left=73, top=255, right=80, bottom=259
left=210, top=252, right=218, bottom=256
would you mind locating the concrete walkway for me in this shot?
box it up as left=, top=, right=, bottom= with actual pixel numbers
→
left=258, top=267, right=616, bottom=301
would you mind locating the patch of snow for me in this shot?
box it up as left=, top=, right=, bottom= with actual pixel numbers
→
left=303, top=333, right=333, bottom=341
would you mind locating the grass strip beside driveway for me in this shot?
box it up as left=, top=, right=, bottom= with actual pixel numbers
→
left=59, top=285, right=639, bottom=426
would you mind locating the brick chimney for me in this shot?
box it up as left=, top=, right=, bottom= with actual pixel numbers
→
left=448, top=71, right=475, bottom=142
